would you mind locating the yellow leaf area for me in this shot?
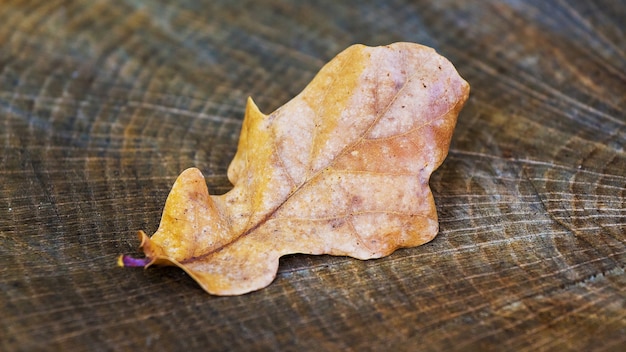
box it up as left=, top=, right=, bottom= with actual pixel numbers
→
left=119, top=42, right=470, bottom=295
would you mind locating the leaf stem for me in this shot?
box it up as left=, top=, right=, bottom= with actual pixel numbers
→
left=117, top=254, right=151, bottom=267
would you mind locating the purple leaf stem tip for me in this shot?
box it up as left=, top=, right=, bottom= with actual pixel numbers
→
left=117, top=255, right=151, bottom=267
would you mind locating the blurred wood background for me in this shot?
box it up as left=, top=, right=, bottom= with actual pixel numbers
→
left=1, top=0, right=624, bottom=351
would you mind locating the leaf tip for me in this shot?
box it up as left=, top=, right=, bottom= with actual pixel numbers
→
left=245, top=96, right=266, bottom=121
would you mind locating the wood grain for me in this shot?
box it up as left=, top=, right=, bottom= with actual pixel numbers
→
left=1, top=0, right=624, bottom=351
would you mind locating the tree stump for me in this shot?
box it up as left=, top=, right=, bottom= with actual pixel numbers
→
left=1, top=1, right=624, bottom=351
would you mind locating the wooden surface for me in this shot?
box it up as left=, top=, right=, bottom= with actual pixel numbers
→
left=1, top=0, right=624, bottom=351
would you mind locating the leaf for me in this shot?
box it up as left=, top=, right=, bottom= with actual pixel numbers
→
left=119, top=42, right=470, bottom=295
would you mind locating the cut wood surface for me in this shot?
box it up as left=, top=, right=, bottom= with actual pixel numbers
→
left=1, top=1, right=624, bottom=351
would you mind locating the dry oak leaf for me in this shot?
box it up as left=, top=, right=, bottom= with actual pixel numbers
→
left=120, top=42, right=470, bottom=295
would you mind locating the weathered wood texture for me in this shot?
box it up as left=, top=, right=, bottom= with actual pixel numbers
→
left=1, top=1, right=624, bottom=351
